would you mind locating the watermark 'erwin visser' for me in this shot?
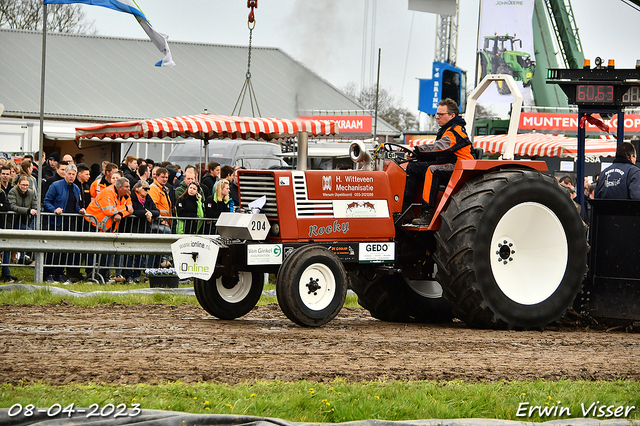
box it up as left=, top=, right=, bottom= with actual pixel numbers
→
left=516, top=402, right=636, bottom=418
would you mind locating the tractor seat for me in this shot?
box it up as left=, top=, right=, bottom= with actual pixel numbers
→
left=433, top=149, right=482, bottom=194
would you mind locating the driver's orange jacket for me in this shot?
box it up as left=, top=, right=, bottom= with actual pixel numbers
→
left=417, top=124, right=474, bottom=206
left=415, top=124, right=474, bottom=163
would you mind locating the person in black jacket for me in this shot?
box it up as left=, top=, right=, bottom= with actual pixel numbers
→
left=122, top=155, right=140, bottom=187
left=130, top=179, right=160, bottom=231
left=0, top=165, right=13, bottom=196
left=201, top=161, right=220, bottom=196
left=219, top=165, right=240, bottom=206
left=123, top=180, right=160, bottom=283
left=176, top=182, right=204, bottom=234
left=41, top=152, right=59, bottom=180
left=595, top=141, right=640, bottom=200
left=8, top=176, right=37, bottom=268
left=74, top=164, right=92, bottom=209
left=0, top=184, right=16, bottom=282
left=230, top=166, right=242, bottom=207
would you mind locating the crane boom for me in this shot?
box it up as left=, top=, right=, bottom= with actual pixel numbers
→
left=543, top=0, right=584, bottom=69
left=529, top=0, right=584, bottom=108
left=434, top=1, right=459, bottom=64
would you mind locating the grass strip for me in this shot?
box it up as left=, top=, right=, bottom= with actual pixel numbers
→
left=0, top=284, right=361, bottom=308
left=1, top=380, right=639, bottom=422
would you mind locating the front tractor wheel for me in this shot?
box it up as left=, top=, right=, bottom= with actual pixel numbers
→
left=434, top=170, right=588, bottom=329
left=276, top=245, right=347, bottom=327
left=194, top=271, right=263, bottom=320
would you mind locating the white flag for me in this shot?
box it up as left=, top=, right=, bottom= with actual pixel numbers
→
left=43, top=0, right=175, bottom=67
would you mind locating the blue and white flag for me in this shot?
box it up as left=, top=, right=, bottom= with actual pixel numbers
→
left=43, top=0, right=175, bottom=67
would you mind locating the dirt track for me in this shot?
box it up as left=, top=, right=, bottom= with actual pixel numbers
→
left=1, top=303, right=639, bottom=385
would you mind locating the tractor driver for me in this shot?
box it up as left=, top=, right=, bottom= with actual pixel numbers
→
left=403, top=98, right=475, bottom=225
left=595, top=141, right=640, bottom=200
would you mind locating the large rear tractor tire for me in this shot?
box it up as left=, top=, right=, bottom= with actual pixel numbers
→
left=276, top=245, right=347, bottom=327
left=349, top=271, right=453, bottom=323
left=194, top=272, right=263, bottom=320
left=434, top=170, right=588, bottom=329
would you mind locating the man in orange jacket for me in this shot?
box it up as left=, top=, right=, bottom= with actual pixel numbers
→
left=149, top=166, right=173, bottom=225
left=147, top=167, right=173, bottom=267
left=85, top=177, right=133, bottom=232
left=404, top=98, right=474, bottom=226
left=90, top=162, right=119, bottom=200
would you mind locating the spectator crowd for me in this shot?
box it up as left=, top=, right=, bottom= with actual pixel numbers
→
left=4, top=143, right=634, bottom=286
left=0, top=152, right=240, bottom=284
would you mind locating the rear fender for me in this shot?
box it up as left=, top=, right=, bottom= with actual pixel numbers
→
left=428, top=159, right=547, bottom=230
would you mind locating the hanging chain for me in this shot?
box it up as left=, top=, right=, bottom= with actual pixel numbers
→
left=232, top=1, right=261, bottom=117
left=246, top=22, right=253, bottom=79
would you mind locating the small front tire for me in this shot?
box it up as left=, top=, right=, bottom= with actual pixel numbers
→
left=194, top=272, right=263, bottom=320
left=276, top=245, right=347, bottom=327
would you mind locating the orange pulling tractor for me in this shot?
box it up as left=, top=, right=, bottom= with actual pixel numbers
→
left=172, top=75, right=589, bottom=329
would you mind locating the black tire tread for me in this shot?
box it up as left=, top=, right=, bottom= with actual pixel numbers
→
left=194, top=272, right=263, bottom=320
left=434, top=169, right=588, bottom=329
left=349, top=271, right=453, bottom=323
left=276, top=245, right=347, bottom=327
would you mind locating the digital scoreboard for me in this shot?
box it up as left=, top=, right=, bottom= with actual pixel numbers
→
left=622, top=85, right=640, bottom=104
left=576, top=84, right=614, bottom=105
left=547, top=67, right=640, bottom=108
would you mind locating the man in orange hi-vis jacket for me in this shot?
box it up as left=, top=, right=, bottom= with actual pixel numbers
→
left=85, top=177, right=133, bottom=232
left=148, top=166, right=173, bottom=225
left=90, top=162, right=119, bottom=200
left=404, top=98, right=474, bottom=226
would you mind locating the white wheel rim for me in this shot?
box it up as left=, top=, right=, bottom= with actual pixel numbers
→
left=298, top=263, right=335, bottom=311
left=490, top=202, right=568, bottom=305
left=216, top=272, right=252, bottom=304
left=406, top=279, right=443, bottom=298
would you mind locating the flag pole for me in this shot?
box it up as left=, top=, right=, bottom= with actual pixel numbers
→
left=35, top=3, right=48, bottom=283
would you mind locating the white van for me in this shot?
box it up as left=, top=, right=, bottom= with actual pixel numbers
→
left=166, top=139, right=290, bottom=169
left=280, top=140, right=376, bottom=169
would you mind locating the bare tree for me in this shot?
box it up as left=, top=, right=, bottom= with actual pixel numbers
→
left=472, top=100, right=497, bottom=120
left=0, top=0, right=95, bottom=34
left=343, top=83, right=419, bottom=132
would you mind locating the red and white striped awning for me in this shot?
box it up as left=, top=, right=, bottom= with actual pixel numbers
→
left=76, top=114, right=340, bottom=141
left=408, top=134, right=617, bottom=158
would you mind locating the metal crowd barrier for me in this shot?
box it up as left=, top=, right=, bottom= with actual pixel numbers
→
left=0, top=212, right=219, bottom=284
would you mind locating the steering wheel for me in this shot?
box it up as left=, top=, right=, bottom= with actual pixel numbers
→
left=382, top=142, right=418, bottom=164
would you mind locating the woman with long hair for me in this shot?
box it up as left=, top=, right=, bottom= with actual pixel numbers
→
left=204, top=179, right=234, bottom=234
left=7, top=175, right=37, bottom=267
left=14, top=159, right=37, bottom=194
left=176, top=181, right=204, bottom=234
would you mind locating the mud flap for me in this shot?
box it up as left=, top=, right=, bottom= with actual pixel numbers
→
left=171, top=236, right=220, bottom=280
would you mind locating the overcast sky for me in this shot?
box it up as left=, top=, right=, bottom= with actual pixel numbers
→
left=81, top=0, right=640, bottom=118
